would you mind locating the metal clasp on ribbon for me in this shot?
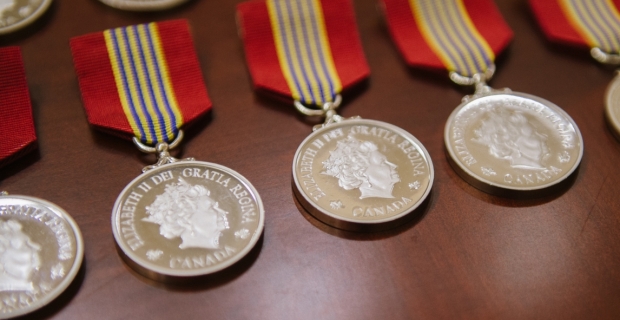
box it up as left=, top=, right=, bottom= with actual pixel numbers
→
left=449, top=64, right=511, bottom=103
left=133, top=130, right=195, bottom=172
left=293, top=94, right=361, bottom=131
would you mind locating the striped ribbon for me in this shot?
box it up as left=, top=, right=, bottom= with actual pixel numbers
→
left=558, top=0, right=620, bottom=53
left=71, top=20, right=211, bottom=146
left=381, top=0, right=511, bottom=77
left=0, top=47, right=37, bottom=166
left=266, top=0, right=342, bottom=105
left=410, top=0, right=495, bottom=76
left=104, top=23, right=183, bottom=145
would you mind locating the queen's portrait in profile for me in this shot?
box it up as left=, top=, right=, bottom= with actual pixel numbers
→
left=0, top=220, right=41, bottom=292
left=144, top=178, right=230, bottom=250
left=322, top=136, right=400, bottom=199
left=473, top=108, right=550, bottom=169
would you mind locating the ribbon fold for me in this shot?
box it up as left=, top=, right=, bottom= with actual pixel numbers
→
left=71, top=20, right=211, bottom=145
left=238, top=0, right=369, bottom=106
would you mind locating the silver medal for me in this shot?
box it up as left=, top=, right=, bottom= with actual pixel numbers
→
left=0, top=193, right=83, bottom=318
left=111, top=133, right=264, bottom=282
left=292, top=96, right=433, bottom=231
left=444, top=66, right=583, bottom=196
left=97, top=0, right=188, bottom=11
left=605, top=71, right=620, bottom=141
left=0, top=0, right=52, bottom=35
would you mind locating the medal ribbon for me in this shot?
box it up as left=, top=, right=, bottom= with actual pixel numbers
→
left=0, top=47, right=36, bottom=166
left=237, top=0, right=369, bottom=106
left=381, top=0, right=513, bottom=76
left=71, top=20, right=211, bottom=145
left=530, top=0, right=620, bottom=53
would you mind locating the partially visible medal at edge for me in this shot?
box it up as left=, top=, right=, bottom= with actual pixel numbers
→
left=0, top=193, right=84, bottom=319
left=70, top=20, right=264, bottom=282
left=530, top=0, right=620, bottom=140
left=0, top=0, right=52, bottom=35
left=238, top=0, right=433, bottom=231
left=382, top=0, right=583, bottom=197
left=0, top=47, right=83, bottom=319
left=98, top=0, right=189, bottom=11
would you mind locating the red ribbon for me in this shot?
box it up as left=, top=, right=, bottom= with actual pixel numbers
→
left=381, top=0, right=513, bottom=73
left=0, top=47, right=36, bottom=167
left=70, top=20, right=211, bottom=142
left=237, top=0, right=370, bottom=102
left=529, top=0, right=620, bottom=49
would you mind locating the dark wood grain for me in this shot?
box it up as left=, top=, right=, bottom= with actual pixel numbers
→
left=2, top=0, right=620, bottom=319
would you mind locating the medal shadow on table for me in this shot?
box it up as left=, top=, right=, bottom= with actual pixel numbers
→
left=0, top=143, right=39, bottom=183
left=114, top=234, right=263, bottom=291
left=443, top=149, right=580, bottom=207
left=292, top=186, right=433, bottom=240
left=11, top=262, right=86, bottom=320
left=0, top=1, right=55, bottom=46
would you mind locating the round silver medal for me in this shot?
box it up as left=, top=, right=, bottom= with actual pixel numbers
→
left=605, top=72, right=620, bottom=141
left=292, top=119, right=434, bottom=231
left=98, top=0, right=188, bottom=11
left=444, top=91, right=583, bottom=196
left=0, top=194, right=83, bottom=319
left=0, top=0, right=52, bottom=35
left=111, top=161, right=264, bottom=281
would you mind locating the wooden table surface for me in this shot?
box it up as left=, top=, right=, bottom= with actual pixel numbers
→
left=2, top=0, right=620, bottom=319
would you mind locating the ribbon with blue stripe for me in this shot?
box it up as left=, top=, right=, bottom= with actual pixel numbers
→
left=559, top=0, right=620, bottom=53
left=266, top=0, right=342, bottom=106
left=410, top=0, right=496, bottom=77
left=104, top=23, right=183, bottom=145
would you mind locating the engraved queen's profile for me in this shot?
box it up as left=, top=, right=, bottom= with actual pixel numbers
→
left=144, top=178, right=230, bottom=250
left=473, top=108, right=550, bottom=169
left=322, top=136, right=400, bottom=199
left=0, top=220, right=41, bottom=292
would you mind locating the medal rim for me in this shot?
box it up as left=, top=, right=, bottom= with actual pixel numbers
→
left=604, top=74, right=620, bottom=141
left=0, top=194, right=84, bottom=319
left=444, top=91, right=584, bottom=194
left=111, top=160, right=265, bottom=278
left=292, top=118, right=434, bottom=228
left=97, top=0, right=189, bottom=11
left=0, top=0, right=53, bottom=35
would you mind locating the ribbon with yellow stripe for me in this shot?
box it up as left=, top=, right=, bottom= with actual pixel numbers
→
left=266, top=0, right=342, bottom=106
left=558, top=0, right=620, bottom=53
left=71, top=20, right=211, bottom=146
left=104, top=23, right=183, bottom=145
left=410, top=0, right=495, bottom=77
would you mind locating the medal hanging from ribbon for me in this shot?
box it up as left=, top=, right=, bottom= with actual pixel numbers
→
left=238, top=0, right=434, bottom=231
left=0, top=46, right=37, bottom=167
left=70, top=20, right=211, bottom=146
left=382, top=0, right=583, bottom=197
left=237, top=0, right=369, bottom=108
left=71, top=20, right=265, bottom=280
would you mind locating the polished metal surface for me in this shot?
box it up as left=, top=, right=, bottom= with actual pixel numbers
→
left=605, top=72, right=620, bottom=141
left=292, top=119, right=433, bottom=231
left=0, top=194, right=83, bottom=319
left=133, top=131, right=196, bottom=173
left=111, top=161, right=264, bottom=281
left=0, top=0, right=51, bottom=35
left=445, top=91, right=583, bottom=196
left=97, top=0, right=189, bottom=11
